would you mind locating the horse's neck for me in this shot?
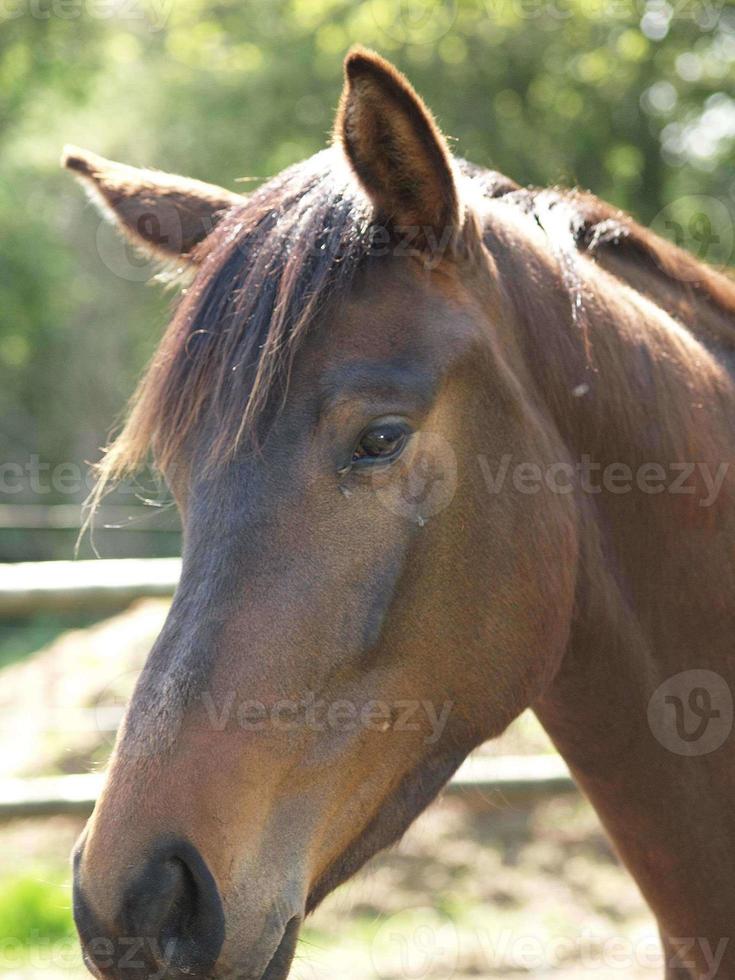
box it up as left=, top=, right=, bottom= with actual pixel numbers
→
left=525, top=255, right=735, bottom=973
left=592, top=243, right=735, bottom=355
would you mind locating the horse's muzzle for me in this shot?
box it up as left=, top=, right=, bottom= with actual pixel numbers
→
left=73, top=836, right=225, bottom=980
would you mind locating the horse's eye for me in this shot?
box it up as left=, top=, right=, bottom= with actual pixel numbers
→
left=352, top=420, right=411, bottom=465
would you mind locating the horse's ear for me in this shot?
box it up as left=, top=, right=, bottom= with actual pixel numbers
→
left=336, top=47, right=462, bottom=243
left=61, top=146, right=242, bottom=264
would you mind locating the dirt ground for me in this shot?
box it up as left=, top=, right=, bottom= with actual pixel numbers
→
left=0, top=602, right=663, bottom=979
left=0, top=792, right=662, bottom=980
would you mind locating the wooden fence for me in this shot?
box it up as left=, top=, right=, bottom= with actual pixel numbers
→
left=0, top=755, right=574, bottom=821
left=0, top=557, right=180, bottom=616
left=0, top=555, right=576, bottom=817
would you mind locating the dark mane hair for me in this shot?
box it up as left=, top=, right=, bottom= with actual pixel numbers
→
left=461, top=165, right=735, bottom=338
left=96, top=146, right=373, bottom=490
left=92, top=148, right=735, bottom=500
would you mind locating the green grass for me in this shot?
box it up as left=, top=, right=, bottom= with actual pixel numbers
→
left=0, top=873, right=75, bottom=945
left=0, top=612, right=109, bottom=670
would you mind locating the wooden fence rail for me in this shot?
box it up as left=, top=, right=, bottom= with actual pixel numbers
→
left=0, top=505, right=179, bottom=531
left=0, top=756, right=575, bottom=821
left=0, top=557, right=181, bottom=616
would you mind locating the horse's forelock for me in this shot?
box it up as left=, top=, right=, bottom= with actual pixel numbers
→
left=89, top=148, right=373, bottom=501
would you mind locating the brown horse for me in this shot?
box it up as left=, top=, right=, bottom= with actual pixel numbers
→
left=64, top=47, right=735, bottom=980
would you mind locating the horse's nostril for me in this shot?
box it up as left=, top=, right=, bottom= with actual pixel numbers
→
left=125, top=856, right=194, bottom=953
left=123, top=839, right=225, bottom=977
left=75, top=838, right=225, bottom=980
left=261, top=916, right=301, bottom=980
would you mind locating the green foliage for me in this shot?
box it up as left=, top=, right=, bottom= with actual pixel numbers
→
left=0, top=873, right=74, bottom=944
left=1, top=0, right=733, bottom=539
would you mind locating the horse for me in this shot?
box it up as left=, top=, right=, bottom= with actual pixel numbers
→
left=63, top=47, right=735, bottom=980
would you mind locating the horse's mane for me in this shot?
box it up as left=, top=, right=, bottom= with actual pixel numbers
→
left=458, top=160, right=735, bottom=341
left=93, top=148, right=735, bottom=500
